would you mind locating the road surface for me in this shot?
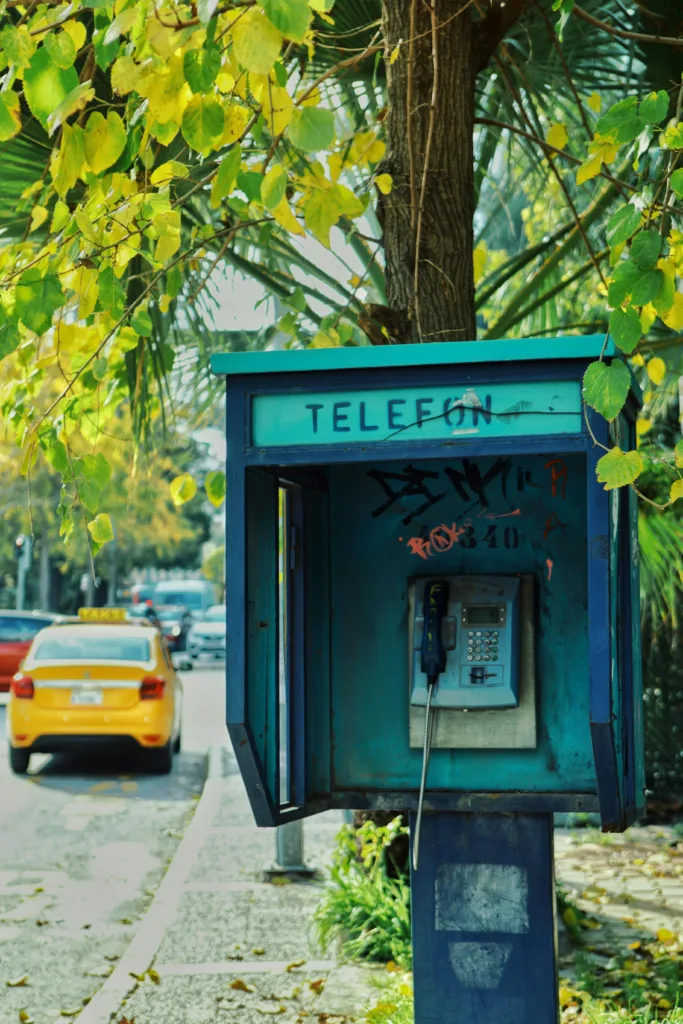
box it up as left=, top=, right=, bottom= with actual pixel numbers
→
left=0, top=665, right=227, bottom=1024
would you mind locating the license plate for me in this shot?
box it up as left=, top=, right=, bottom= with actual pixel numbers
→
left=71, top=688, right=103, bottom=706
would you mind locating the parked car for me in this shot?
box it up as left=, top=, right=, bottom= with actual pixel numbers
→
left=188, top=605, right=226, bottom=662
left=126, top=603, right=163, bottom=630
left=131, top=584, right=157, bottom=605
left=154, top=580, right=216, bottom=620
left=0, top=611, right=58, bottom=693
left=156, top=606, right=193, bottom=655
left=7, top=612, right=182, bottom=774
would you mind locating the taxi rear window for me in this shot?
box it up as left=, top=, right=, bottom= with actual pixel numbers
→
left=34, top=635, right=151, bottom=662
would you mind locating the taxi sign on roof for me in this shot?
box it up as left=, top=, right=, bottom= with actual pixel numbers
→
left=78, top=607, right=127, bottom=622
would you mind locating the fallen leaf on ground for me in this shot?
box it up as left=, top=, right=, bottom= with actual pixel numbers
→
left=6, top=976, right=29, bottom=988
left=60, top=1009, right=81, bottom=1017
left=147, top=969, right=160, bottom=984
left=18, top=1012, right=33, bottom=1023
left=309, top=980, right=325, bottom=994
left=286, top=959, right=306, bottom=972
left=230, top=979, right=256, bottom=993
left=269, top=876, right=291, bottom=886
left=256, top=1005, right=285, bottom=1015
left=128, top=972, right=145, bottom=982
left=251, top=947, right=266, bottom=955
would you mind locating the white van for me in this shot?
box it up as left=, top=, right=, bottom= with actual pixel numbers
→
left=154, top=580, right=216, bottom=619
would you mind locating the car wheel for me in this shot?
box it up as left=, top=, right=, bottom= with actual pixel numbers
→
left=183, top=659, right=193, bottom=671
left=9, top=745, right=30, bottom=774
left=173, top=730, right=181, bottom=754
left=148, top=741, right=173, bottom=774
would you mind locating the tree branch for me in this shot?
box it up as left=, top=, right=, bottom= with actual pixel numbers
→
left=573, top=5, right=683, bottom=48
left=474, top=0, right=533, bottom=72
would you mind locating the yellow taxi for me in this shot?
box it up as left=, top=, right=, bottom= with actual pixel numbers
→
left=6, top=609, right=182, bottom=775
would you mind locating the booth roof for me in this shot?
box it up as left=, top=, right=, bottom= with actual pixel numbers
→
left=210, top=335, right=616, bottom=377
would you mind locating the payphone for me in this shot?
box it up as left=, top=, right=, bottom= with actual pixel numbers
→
left=212, top=335, right=644, bottom=1024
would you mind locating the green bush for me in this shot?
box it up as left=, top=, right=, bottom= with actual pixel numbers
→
left=313, top=816, right=411, bottom=967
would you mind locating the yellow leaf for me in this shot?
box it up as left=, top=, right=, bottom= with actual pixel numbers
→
left=576, top=152, right=602, bottom=186
left=159, top=294, right=171, bottom=313
left=63, top=20, right=87, bottom=52
left=636, top=418, right=651, bottom=436
left=587, top=92, right=601, bottom=113
left=170, top=473, right=197, bottom=506
left=87, top=513, right=114, bottom=547
left=389, top=40, right=401, bottom=64
left=670, top=480, right=683, bottom=503
left=647, top=356, right=666, bottom=385
left=375, top=173, right=393, bottom=195
left=546, top=122, right=568, bottom=150
left=140, top=58, right=191, bottom=125
left=298, top=86, right=320, bottom=108
left=29, top=205, right=48, bottom=233
left=663, top=292, right=683, bottom=330
left=640, top=304, right=657, bottom=333
left=230, top=979, right=256, bottom=992
left=150, top=161, right=189, bottom=187
left=658, top=998, right=673, bottom=1010
left=261, top=84, right=293, bottom=135
left=657, top=927, right=677, bottom=945
left=0, top=91, right=22, bottom=142
left=63, top=266, right=99, bottom=319
left=221, top=103, right=250, bottom=146
left=145, top=15, right=182, bottom=57
left=232, top=10, right=283, bottom=76
left=271, top=196, right=304, bottom=236
left=473, top=242, right=488, bottom=285
left=110, top=56, right=140, bottom=96
left=631, top=352, right=645, bottom=367
left=153, top=210, right=181, bottom=263
left=310, top=328, right=340, bottom=348
left=83, top=111, right=127, bottom=175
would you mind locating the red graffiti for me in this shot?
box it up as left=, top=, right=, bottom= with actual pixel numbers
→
left=543, top=512, right=567, bottom=541
left=545, top=458, right=568, bottom=499
left=546, top=558, right=554, bottom=581
left=406, top=521, right=470, bottom=560
left=482, top=508, right=522, bottom=519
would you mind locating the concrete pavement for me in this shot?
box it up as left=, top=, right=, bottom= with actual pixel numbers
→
left=0, top=666, right=223, bottom=1024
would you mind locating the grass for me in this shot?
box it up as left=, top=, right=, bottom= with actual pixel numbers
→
left=313, top=816, right=411, bottom=968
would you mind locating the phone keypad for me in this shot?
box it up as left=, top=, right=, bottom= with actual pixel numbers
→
left=466, top=630, right=500, bottom=662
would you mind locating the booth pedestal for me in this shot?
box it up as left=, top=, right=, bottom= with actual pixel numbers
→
left=410, top=812, right=558, bottom=1024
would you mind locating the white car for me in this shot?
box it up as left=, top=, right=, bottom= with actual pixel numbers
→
left=187, top=605, right=226, bottom=662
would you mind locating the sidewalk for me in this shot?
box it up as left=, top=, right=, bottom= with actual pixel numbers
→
left=77, top=748, right=379, bottom=1024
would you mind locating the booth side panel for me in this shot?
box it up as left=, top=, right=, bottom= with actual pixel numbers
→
left=245, top=469, right=280, bottom=818
left=630, top=483, right=646, bottom=817
left=304, top=487, right=333, bottom=805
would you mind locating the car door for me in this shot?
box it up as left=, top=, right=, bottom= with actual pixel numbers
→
left=0, top=616, right=52, bottom=688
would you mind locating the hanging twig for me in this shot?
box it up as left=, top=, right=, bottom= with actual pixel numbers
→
left=407, top=0, right=419, bottom=238
left=573, top=5, right=683, bottom=49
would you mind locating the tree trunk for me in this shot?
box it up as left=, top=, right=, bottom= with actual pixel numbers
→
left=38, top=534, right=51, bottom=611
left=380, top=0, right=476, bottom=343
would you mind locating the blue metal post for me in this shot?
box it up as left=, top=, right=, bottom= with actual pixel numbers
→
left=410, top=812, right=558, bottom=1024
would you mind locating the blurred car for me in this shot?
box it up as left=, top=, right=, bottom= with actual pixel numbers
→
left=131, top=583, right=157, bottom=605
left=154, top=580, right=216, bottom=620
left=188, top=605, right=226, bottom=662
left=0, top=611, right=58, bottom=693
left=6, top=610, right=182, bottom=775
left=126, top=603, right=162, bottom=630
left=156, top=606, right=193, bottom=654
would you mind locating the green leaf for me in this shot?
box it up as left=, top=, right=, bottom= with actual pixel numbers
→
left=237, top=170, right=264, bottom=202
left=131, top=306, right=153, bottom=336
left=43, top=437, right=69, bottom=475
left=288, top=107, right=335, bottom=152
left=309, top=0, right=335, bottom=9
left=609, top=307, right=641, bottom=354
left=46, top=81, right=95, bottom=136
left=639, top=90, right=669, bottom=125
left=181, top=95, right=224, bottom=153
left=674, top=439, right=683, bottom=468
left=261, top=165, right=287, bottom=210
left=670, top=168, right=683, bottom=199
left=582, top=360, right=630, bottom=421
left=211, top=145, right=241, bottom=208
left=664, top=122, right=683, bottom=149
left=0, top=311, right=21, bottom=360
left=262, top=0, right=312, bottom=42
left=606, top=204, right=641, bottom=247
left=93, top=11, right=119, bottom=70
left=14, top=270, right=65, bottom=334
left=98, top=267, right=125, bottom=316
left=170, top=473, right=197, bottom=506
left=44, top=30, right=77, bottom=69
left=0, top=90, right=21, bottom=142
left=596, top=97, right=645, bottom=143
left=630, top=229, right=661, bottom=270
left=183, top=45, right=221, bottom=94
left=286, top=286, right=307, bottom=312
left=93, top=356, right=108, bottom=380
left=82, top=452, right=111, bottom=488
left=631, top=268, right=663, bottom=306
left=205, top=470, right=226, bottom=507
left=596, top=447, right=644, bottom=490
left=83, top=111, right=127, bottom=174
left=607, top=260, right=642, bottom=307
left=87, top=512, right=115, bottom=548
left=23, top=47, right=79, bottom=130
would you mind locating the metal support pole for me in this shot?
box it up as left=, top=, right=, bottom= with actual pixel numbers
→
left=410, top=812, right=558, bottom=1024
left=16, top=560, right=26, bottom=611
left=264, top=819, right=317, bottom=880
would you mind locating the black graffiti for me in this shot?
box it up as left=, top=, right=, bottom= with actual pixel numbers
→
left=444, top=457, right=513, bottom=511
left=366, top=465, right=447, bottom=526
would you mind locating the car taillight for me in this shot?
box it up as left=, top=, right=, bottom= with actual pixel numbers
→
left=11, top=675, right=34, bottom=699
left=140, top=675, right=165, bottom=700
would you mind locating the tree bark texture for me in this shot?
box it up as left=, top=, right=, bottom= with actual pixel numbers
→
left=380, top=0, right=476, bottom=343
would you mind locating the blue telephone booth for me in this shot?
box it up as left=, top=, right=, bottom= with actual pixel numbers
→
left=212, top=335, right=644, bottom=1024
